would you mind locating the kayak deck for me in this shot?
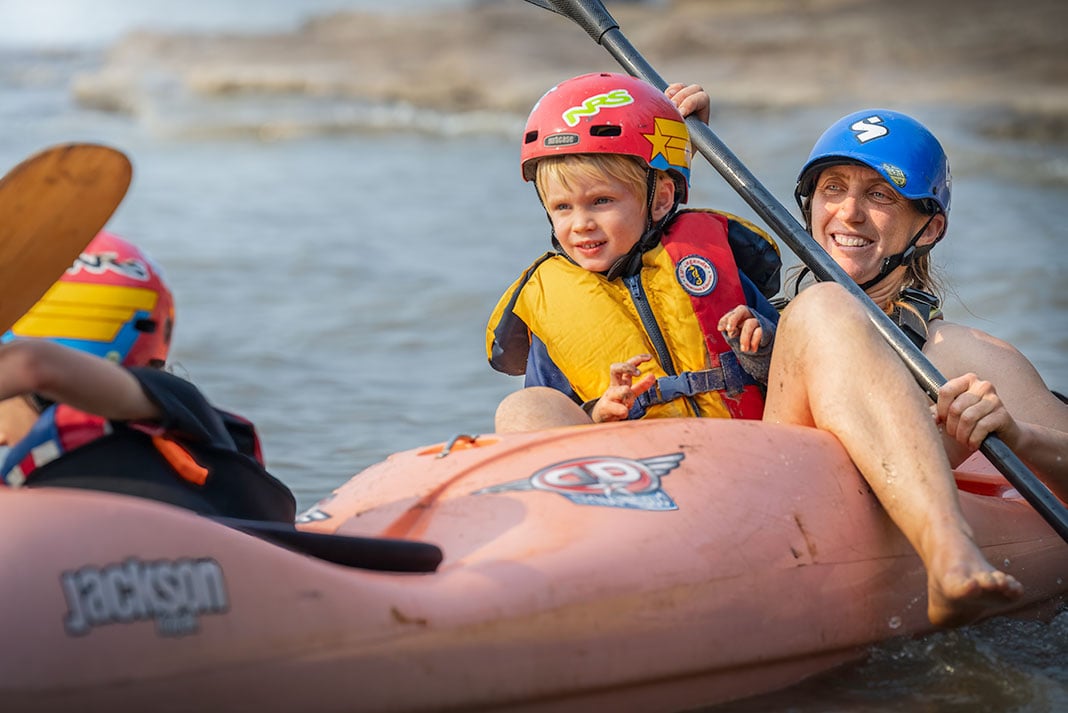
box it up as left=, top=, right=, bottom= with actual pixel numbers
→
left=2, top=418, right=1065, bottom=712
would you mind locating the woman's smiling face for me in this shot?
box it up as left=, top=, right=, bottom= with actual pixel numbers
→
left=809, top=163, right=943, bottom=286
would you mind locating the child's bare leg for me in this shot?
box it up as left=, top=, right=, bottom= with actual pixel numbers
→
left=495, top=386, right=591, bottom=433
left=765, top=282, right=1022, bottom=626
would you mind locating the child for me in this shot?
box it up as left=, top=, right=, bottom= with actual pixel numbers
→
left=486, top=72, right=780, bottom=431
left=0, top=231, right=295, bottom=522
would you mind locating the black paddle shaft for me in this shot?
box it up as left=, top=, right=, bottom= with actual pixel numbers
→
left=523, top=0, right=1068, bottom=542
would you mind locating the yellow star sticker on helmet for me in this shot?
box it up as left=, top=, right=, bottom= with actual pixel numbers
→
left=642, top=117, right=690, bottom=171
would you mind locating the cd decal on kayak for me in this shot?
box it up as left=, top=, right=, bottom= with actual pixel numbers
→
left=475, top=453, right=684, bottom=510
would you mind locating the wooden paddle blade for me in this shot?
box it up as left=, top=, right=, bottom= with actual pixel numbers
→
left=0, top=143, right=133, bottom=334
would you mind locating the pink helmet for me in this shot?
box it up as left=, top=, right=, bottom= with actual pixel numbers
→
left=521, top=72, right=692, bottom=203
left=4, top=231, right=175, bottom=367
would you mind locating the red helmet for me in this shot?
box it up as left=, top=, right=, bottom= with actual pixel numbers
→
left=4, top=231, right=175, bottom=367
left=521, top=72, right=692, bottom=203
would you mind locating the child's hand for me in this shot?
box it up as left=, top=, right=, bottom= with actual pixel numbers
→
left=591, top=354, right=656, bottom=423
left=718, top=305, right=764, bottom=354
left=665, top=82, right=710, bottom=124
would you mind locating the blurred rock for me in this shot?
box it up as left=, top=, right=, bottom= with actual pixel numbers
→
left=72, top=0, right=1068, bottom=139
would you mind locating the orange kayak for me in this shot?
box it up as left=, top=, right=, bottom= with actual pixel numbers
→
left=2, top=418, right=1065, bottom=712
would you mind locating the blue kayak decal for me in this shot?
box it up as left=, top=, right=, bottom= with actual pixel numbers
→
left=475, top=453, right=684, bottom=511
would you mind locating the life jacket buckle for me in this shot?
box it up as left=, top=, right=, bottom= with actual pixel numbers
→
left=653, top=375, right=691, bottom=403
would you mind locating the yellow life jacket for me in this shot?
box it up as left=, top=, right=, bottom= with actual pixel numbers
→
left=487, top=210, right=769, bottom=420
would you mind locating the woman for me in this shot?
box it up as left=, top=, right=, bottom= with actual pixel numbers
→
left=787, top=108, right=1068, bottom=501
left=699, top=98, right=1067, bottom=623
left=705, top=101, right=1068, bottom=503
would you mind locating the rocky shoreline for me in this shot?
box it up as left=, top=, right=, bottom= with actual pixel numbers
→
left=73, top=0, right=1068, bottom=141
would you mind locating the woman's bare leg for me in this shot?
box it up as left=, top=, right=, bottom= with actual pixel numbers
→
left=495, top=386, right=592, bottom=433
left=765, top=282, right=1022, bottom=626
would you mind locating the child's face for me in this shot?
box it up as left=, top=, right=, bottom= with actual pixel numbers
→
left=542, top=170, right=647, bottom=273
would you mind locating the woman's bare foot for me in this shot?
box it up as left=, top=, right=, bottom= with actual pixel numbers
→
left=926, top=548, right=1023, bottom=627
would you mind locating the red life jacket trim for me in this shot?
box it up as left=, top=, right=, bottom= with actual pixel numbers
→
left=660, top=211, right=766, bottom=420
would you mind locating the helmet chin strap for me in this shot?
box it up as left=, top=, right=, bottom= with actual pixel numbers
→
left=604, top=169, right=679, bottom=280
left=603, top=217, right=671, bottom=281
left=855, top=213, right=937, bottom=291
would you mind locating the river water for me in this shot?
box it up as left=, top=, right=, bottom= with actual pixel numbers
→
left=1, top=1, right=1065, bottom=710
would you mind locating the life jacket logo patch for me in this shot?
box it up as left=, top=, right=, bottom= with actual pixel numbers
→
left=676, top=254, right=717, bottom=296
left=474, top=453, right=684, bottom=511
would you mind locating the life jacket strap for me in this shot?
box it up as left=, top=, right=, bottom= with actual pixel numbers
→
left=636, top=351, right=754, bottom=409
left=151, top=435, right=210, bottom=486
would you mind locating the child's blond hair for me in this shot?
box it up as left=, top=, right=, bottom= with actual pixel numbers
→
left=534, top=153, right=668, bottom=206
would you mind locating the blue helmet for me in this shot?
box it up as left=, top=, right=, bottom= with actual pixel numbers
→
left=795, top=109, right=951, bottom=223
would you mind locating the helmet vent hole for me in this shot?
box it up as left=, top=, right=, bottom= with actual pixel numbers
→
left=590, top=125, right=621, bottom=137
left=134, top=318, right=157, bottom=333
left=524, top=130, right=539, bottom=144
